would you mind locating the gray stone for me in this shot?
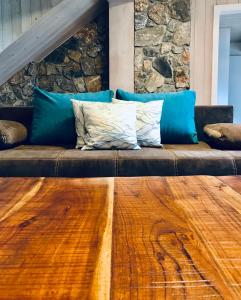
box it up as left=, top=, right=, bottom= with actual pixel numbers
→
left=182, top=48, right=190, bottom=65
left=164, top=78, right=175, bottom=85
left=135, top=71, right=147, bottom=91
left=64, top=55, right=70, bottom=64
left=135, top=26, right=165, bottom=47
left=13, top=99, right=28, bottom=106
left=38, top=63, right=47, bottom=76
left=63, top=63, right=82, bottom=79
left=135, top=48, right=144, bottom=72
left=135, top=0, right=148, bottom=12
left=0, top=84, right=16, bottom=105
left=171, top=45, right=183, bottom=54
left=75, top=23, right=98, bottom=45
left=51, top=82, right=65, bottom=93
left=168, top=55, right=182, bottom=68
left=22, top=83, right=34, bottom=97
left=26, top=63, right=38, bottom=76
left=81, top=56, right=96, bottom=76
left=148, top=3, right=169, bottom=25
left=145, top=70, right=165, bottom=92
left=55, top=76, right=76, bottom=92
left=143, top=60, right=152, bottom=73
left=8, top=71, right=25, bottom=85
left=167, top=19, right=178, bottom=33
left=12, top=84, right=27, bottom=99
left=135, top=12, right=148, bottom=30
left=143, top=47, right=159, bottom=57
left=157, top=84, right=176, bottom=93
left=46, top=64, right=59, bottom=76
left=160, top=43, right=172, bottom=54
left=87, top=43, right=102, bottom=58
left=37, top=76, right=54, bottom=91
left=68, top=50, right=81, bottom=63
left=174, top=66, right=190, bottom=88
left=146, top=19, right=156, bottom=27
left=73, top=77, right=86, bottom=92
left=153, top=57, right=172, bottom=78
left=169, top=0, right=190, bottom=22
left=173, top=22, right=190, bottom=46
left=85, top=76, right=102, bottom=92
left=163, top=31, right=173, bottom=42
left=172, top=54, right=185, bottom=68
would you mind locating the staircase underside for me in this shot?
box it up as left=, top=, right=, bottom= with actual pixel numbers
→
left=0, top=0, right=106, bottom=86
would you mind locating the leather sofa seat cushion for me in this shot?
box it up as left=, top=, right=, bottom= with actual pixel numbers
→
left=117, top=147, right=236, bottom=177
left=0, top=148, right=63, bottom=177
left=172, top=150, right=236, bottom=176
left=225, top=151, right=241, bottom=174
left=0, top=147, right=116, bottom=177
left=117, top=148, right=176, bottom=176
left=0, top=145, right=239, bottom=177
left=57, top=150, right=117, bottom=177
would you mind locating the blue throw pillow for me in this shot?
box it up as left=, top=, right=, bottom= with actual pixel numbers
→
left=30, top=87, right=114, bottom=145
left=116, top=89, right=198, bottom=144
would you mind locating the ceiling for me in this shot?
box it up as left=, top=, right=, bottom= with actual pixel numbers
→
left=220, top=13, right=241, bottom=43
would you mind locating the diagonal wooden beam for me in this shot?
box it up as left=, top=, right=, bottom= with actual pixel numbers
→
left=0, top=0, right=106, bottom=86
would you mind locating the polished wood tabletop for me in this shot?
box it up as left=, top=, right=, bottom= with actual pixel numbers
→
left=0, top=176, right=240, bottom=299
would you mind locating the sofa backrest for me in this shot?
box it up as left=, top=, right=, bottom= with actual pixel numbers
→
left=0, top=105, right=233, bottom=143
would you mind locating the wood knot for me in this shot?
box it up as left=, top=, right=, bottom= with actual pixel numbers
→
left=19, top=216, right=37, bottom=229
left=64, top=206, right=71, bottom=214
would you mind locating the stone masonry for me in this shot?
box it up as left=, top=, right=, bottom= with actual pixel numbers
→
left=134, top=0, right=191, bottom=93
left=0, top=12, right=109, bottom=106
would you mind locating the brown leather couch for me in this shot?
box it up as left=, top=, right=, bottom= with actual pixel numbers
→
left=0, top=105, right=239, bottom=178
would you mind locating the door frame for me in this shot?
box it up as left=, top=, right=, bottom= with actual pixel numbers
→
left=212, top=4, right=241, bottom=105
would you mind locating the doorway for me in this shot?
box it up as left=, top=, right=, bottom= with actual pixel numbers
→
left=212, top=4, right=241, bottom=123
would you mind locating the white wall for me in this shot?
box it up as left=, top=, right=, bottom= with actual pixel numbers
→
left=217, top=27, right=231, bottom=105
left=229, top=56, right=241, bottom=123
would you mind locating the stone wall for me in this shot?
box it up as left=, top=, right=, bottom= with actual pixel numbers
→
left=134, top=0, right=190, bottom=93
left=0, top=12, right=109, bottom=106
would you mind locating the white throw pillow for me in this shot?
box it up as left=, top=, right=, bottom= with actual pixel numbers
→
left=72, top=100, right=140, bottom=150
left=113, top=98, right=164, bottom=147
left=72, top=100, right=88, bottom=148
left=72, top=99, right=115, bottom=148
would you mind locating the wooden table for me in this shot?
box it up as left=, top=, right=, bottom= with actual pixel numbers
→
left=0, top=176, right=241, bottom=299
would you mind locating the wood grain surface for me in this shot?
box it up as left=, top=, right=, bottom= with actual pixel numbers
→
left=0, top=177, right=114, bottom=300
left=112, top=176, right=241, bottom=300
left=0, top=176, right=241, bottom=299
